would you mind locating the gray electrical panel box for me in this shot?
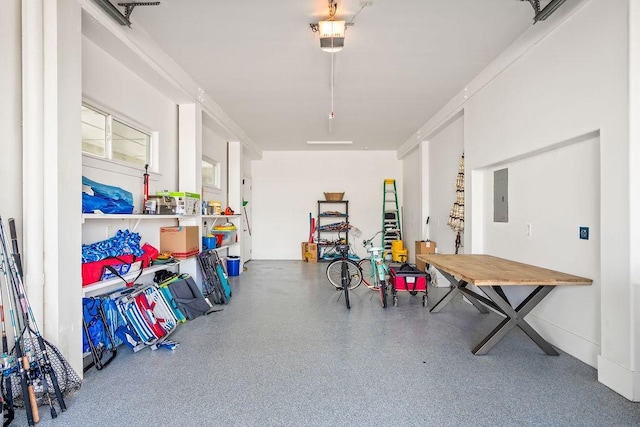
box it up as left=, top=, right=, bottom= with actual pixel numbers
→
left=494, top=168, right=508, bottom=222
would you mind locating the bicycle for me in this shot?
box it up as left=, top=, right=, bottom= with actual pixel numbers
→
left=356, top=231, right=389, bottom=308
left=325, top=244, right=362, bottom=309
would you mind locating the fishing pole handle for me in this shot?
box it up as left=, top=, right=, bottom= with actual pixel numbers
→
left=7, top=219, right=17, bottom=241
left=22, top=357, right=39, bottom=424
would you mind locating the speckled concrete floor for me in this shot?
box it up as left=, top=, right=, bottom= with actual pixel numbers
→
left=17, top=260, right=640, bottom=426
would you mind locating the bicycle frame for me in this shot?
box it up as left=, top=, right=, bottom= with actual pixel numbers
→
left=324, top=244, right=358, bottom=309
left=360, top=231, right=389, bottom=308
left=369, top=246, right=388, bottom=308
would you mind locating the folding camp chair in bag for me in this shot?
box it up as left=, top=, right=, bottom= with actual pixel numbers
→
left=82, top=297, right=117, bottom=371
left=113, top=284, right=179, bottom=351
left=197, top=250, right=229, bottom=304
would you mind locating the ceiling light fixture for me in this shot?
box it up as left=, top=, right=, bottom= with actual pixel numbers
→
left=310, top=1, right=346, bottom=53
left=522, top=0, right=567, bottom=23
left=306, top=141, right=353, bottom=145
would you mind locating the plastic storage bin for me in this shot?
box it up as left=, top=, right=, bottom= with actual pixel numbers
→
left=213, top=230, right=237, bottom=247
left=227, top=256, right=240, bottom=276
left=202, top=236, right=218, bottom=250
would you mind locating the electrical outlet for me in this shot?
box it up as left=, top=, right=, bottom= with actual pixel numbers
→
left=579, top=226, right=589, bottom=240
left=526, top=223, right=532, bottom=237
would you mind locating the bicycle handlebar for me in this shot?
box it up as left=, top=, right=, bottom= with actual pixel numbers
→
left=362, top=231, right=383, bottom=247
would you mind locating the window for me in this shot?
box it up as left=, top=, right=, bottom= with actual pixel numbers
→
left=82, top=103, right=151, bottom=169
left=81, top=105, right=106, bottom=157
left=202, top=157, right=220, bottom=189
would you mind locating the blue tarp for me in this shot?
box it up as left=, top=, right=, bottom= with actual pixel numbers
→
left=82, top=176, right=134, bottom=214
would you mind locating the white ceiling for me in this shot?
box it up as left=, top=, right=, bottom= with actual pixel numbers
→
left=114, top=0, right=538, bottom=152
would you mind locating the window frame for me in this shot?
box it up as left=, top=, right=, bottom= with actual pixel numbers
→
left=81, top=101, right=155, bottom=172
left=202, top=156, right=221, bottom=190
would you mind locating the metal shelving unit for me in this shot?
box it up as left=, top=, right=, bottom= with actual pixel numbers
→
left=316, top=200, right=348, bottom=261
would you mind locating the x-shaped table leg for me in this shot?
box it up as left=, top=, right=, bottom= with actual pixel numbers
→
left=429, top=270, right=490, bottom=314
left=472, top=285, right=559, bottom=355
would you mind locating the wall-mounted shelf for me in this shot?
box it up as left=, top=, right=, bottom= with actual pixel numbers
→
left=202, top=215, right=239, bottom=247
left=82, top=213, right=193, bottom=232
left=82, top=261, right=180, bottom=297
left=82, top=214, right=184, bottom=219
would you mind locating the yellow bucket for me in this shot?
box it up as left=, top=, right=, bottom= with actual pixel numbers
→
left=391, top=240, right=408, bottom=262
left=391, top=240, right=404, bottom=251
left=392, top=248, right=408, bottom=263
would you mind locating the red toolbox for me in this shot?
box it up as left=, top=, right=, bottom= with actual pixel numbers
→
left=389, top=264, right=429, bottom=306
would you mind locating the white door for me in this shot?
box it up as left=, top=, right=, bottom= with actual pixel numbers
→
left=242, top=177, right=252, bottom=262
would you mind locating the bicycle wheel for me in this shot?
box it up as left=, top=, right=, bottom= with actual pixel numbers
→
left=342, top=262, right=351, bottom=309
left=358, top=259, right=378, bottom=290
left=379, top=278, right=388, bottom=308
left=326, top=259, right=362, bottom=290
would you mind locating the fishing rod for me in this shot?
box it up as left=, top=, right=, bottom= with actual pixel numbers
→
left=6, top=219, right=66, bottom=416
left=0, top=256, right=13, bottom=427
left=7, top=218, right=59, bottom=420
left=0, top=220, right=37, bottom=426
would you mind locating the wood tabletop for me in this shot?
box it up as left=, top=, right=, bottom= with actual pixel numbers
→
left=416, top=254, right=592, bottom=286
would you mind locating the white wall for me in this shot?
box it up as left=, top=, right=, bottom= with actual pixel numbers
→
left=480, top=135, right=601, bottom=365
left=401, top=146, right=422, bottom=263
left=82, top=36, right=178, bottom=215
left=0, top=0, right=22, bottom=224
left=428, top=115, right=465, bottom=255
left=0, top=0, right=22, bottom=354
left=81, top=36, right=179, bottom=250
left=403, top=0, right=636, bottom=400
left=252, top=151, right=402, bottom=260
left=461, top=0, right=630, bottom=391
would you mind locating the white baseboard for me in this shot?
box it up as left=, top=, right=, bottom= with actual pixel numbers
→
left=598, top=355, right=640, bottom=402
left=527, top=314, right=599, bottom=368
left=528, top=315, right=639, bottom=402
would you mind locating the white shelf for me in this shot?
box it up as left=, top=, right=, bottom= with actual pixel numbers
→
left=201, top=214, right=241, bottom=219
left=82, top=213, right=192, bottom=232
left=82, top=214, right=185, bottom=221
left=213, top=243, right=238, bottom=252
left=82, top=262, right=180, bottom=297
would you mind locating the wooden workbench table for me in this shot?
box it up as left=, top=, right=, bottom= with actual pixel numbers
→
left=416, top=254, right=592, bottom=355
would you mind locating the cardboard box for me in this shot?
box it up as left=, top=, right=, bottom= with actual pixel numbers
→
left=301, top=242, right=318, bottom=262
left=415, top=240, right=436, bottom=272
left=415, top=240, right=436, bottom=255
left=160, top=226, right=200, bottom=259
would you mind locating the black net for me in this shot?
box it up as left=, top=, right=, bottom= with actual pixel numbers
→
left=1, top=335, right=82, bottom=409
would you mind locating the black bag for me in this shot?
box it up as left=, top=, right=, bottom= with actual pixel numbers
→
left=167, top=275, right=212, bottom=320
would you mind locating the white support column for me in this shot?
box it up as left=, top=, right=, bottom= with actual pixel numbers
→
left=227, top=141, right=242, bottom=260
left=178, top=104, right=203, bottom=280
left=178, top=103, right=203, bottom=194
left=421, top=141, right=430, bottom=243
left=624, top=0, right=640, bottom=401
left=598, top=0, right=639, bottom=402
left=40, top=0, right=83, bottom=375
left=22, top=0, right=45, bottom=328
